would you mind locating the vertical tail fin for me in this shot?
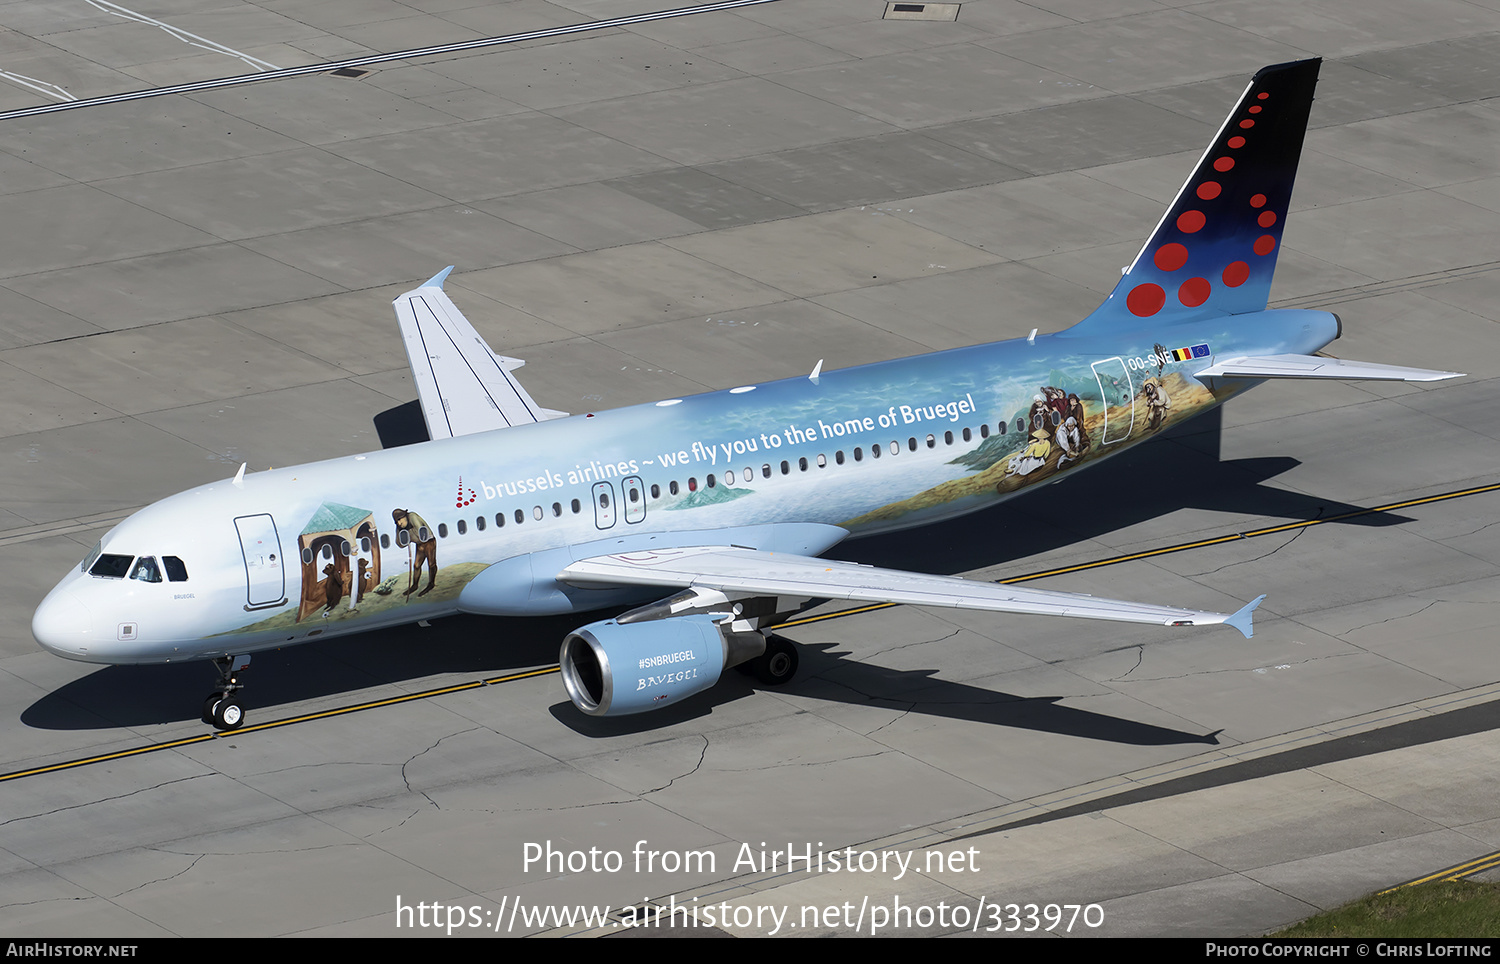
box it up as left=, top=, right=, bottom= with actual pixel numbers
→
left=1065, top=58, right=1321, bottom=336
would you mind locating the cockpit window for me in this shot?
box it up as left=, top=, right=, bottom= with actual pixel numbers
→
left=81, top=541, right=102, bottom=574
left=89, top=554, right=134, bottom=579
left=163, top=556, right=189, bottom=582
left=131, top=557, right=162, bottom=583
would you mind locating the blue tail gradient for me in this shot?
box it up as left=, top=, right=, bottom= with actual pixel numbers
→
left=1067, top=58, right=1321, bottom=335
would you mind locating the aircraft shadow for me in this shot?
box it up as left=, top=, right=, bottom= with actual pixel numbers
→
left=26, top=618, right=1214, bottom=746
left=827, top=412, right=1410, bottom=576
left=550, top=640, right=1220, bottom=745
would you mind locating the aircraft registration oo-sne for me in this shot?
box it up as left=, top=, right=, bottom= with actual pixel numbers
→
left=32, top=59, right=1460, bottom=731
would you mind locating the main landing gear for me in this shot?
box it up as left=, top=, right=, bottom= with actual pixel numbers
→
left=739, top=634, right=800, bottom=686
left=203, top=654, right=251, bottom=731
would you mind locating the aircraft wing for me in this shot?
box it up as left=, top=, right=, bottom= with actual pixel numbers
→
left=560, top=546, right=1264, bottom=638
left=1197, top=353, right=1461, bottom=381
left=393, top=266, right=567, bottom=440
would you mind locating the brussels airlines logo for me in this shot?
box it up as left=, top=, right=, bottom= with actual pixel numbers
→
left=456, top=477, right=477, bottom=509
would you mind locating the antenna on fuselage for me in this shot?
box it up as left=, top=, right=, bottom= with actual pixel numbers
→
left=809, top=359, right=824, bottom=385
left=232, top=462, right=246, bottom=488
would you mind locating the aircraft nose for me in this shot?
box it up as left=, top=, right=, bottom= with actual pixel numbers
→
left=32, top=588, right=95, bottom=660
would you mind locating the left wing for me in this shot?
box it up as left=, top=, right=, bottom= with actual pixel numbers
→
left=1196, top=353, right=1462, bottom=381
left=560, top=546, right=1264, bottom=638
left=394, top=266, right=567, bottom=440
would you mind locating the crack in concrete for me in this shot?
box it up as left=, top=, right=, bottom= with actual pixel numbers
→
left=1341, top=599, right=1440, bottom=637
left=401, top=728, right=481, bottom=809
left=107, top=853, right=205, bottom=899
left=1115, top=650, right=1361, bottom=683
left=641, top=735, right=709, bottom=795
left=0, top=774, right=207, bottom=829
left=1183, top=514, right=1316, bottom=577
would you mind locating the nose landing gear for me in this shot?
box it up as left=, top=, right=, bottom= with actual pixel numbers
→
left=203, top=654, right=251, bottom=731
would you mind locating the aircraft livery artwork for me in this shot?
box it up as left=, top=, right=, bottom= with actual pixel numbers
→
left=33, top=59, right=1461, bottom=731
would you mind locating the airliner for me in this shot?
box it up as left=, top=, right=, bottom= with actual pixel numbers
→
left=32, top=59, right=1459, bottom=731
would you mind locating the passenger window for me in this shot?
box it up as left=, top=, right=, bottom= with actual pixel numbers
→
left=762, top=464, right=771, bottom=478
left=871, top=444, right=881, bottom=459
left=651, top=484, right=661, bottom=498
left=532, top=506, right=543, bottom=521
left=798, top=457, right=808, bottom=471
left=688, top=477, right=698, bottom=492
left=476, top=515, right=486, bottom=531
left=131, top=557, right=162, bottom=583
left=457, top=520, right=467, bottom=535
left=890, top=441, right=899, bottom=455
left=817, top=454, right=827, bottom=468
left=908, top=438, right=917, bottom=451
left=670, top=480, right=679, bottom=495
left=947, top=430, right=955, bottom=445
left=163, top=556, right=189, bottom=582
left=552, top=502, right=562, bottom=517
left=437, top=523, right=448, bottom=538
left=572, top=498, right=582, bottom=513
left=781, top=461, right=790, bottom=475
left=998, top=421, right=1006, bottom=436
left=381, top=534, right=391, bottom=548
left=496, top=513, right=505, bottom=528
left=744, top=467, right=753, bottom=483
left=926, top=434, right=936, bottom=448
left=515, top=509, right=524, bottom=524
left=706, top=474, right=716, bottom=488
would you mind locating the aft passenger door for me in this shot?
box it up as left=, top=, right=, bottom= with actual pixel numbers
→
left=1091, top=358, right=1135, bottom=445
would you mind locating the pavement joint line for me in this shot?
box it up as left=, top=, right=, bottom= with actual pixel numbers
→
left=0, top=0, right=786, bottom=122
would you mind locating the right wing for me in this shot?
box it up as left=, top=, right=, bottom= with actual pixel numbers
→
left=393, top=267, right=567, bottom=440
left=560, top=546, right=1265, bottom=638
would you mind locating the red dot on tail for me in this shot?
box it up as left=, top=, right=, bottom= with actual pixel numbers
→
left=1239, top=119, right=1255, bottom=129
left=1222, top=261, right=1250, bottom=287
left=1248, top=105, right=1262, bottom=114
left=1178, top=277, right=1211, bottom=307
left=1254, top=234, right=1276, bottom=256
left=1154, top=243, right=1189, bottom=271
left=1257, top=92, right=1269, bottom=100
left=1197, top=181, right=1222, bottom=200
left=1257, top=211, right=1277, bottom=228
left=1228, top=136, right=1246, bottom=148
left=1213, top=157, right=1235, bottom=172
left=1127, top=284, right=1165, bottom=317
left=1250, top=193, right=1267, bottom=208
left=1177, top=210, right=1206, bottom=233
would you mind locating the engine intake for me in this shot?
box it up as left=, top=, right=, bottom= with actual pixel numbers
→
left=560, top=614, right=764, bottom=716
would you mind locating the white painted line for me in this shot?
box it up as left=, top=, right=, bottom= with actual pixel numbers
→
left=84, top=0, right=280, bottom=72
left=0, top=69, right=77, bottom=101
left=0, top=0, right=784, bottom=121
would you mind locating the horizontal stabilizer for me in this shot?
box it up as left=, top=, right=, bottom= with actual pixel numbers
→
left=393, top=268, right=567, bottom=439
left=561, top=546, right=1259, bottom=634
left=1197, top=353, right=1462, bottom=381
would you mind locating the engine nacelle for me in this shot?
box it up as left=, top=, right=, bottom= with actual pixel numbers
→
left=560, top=614, right=757, bottom=717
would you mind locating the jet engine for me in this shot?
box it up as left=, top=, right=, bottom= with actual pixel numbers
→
left=560, top=613, right=791, bottom=716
